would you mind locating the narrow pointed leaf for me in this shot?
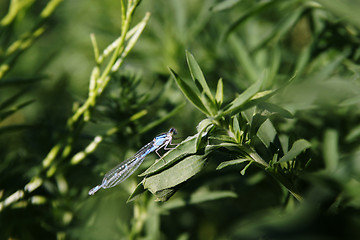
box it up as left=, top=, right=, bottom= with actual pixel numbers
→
left=221, top=73, right=265, bottom=116
left=216, top=158, right=250, bottom=170
left=186, top=50, right=214, bottom=101
left=170, top=68, right=210, bottom=115
left=258, top=102, right=294, bottom=119
left=240, top=161, right=253, bottom=175
left=161, top=190, right=237, bottom=210
left=215, top=78, right=223, bottom=106
left=278, top=139, right=311, bottom=163
left=210, top=0, right=241, bottom=12
left=127, top=181, right=146, bottom=202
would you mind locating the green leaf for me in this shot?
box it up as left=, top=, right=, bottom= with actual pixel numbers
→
left=127, top=181, right=146, bottom=202
left=210, top=0, right=241, bottom=12
left=252, top=6, right=305, bottom=52
left=258, top=102, right=294, bottom=119
left=143, top=154, right=207, bottom=196
left=186, top=50, right=214, bottom=101
left=278, top=139, right=311, bottom=163
left=221, top=1, right=276, bottom=42
left=0, top=90, right=28, bottom=110
left=160, top=190, right=237, bottom=210
left=216, top=158, right=250, bottom=170
left=323, top=129, right=339, bottom=172
left=170, top=68, right=210, bottom=116
left=228, top=35, right=259, bottom=82
left=215, top=78, right=223, bottom=106
left=240, top=161, right=253, bottom=175
left=152, top=188, right=178, bottom=202
left=139, top=132, right=206, bottom=176
left=0, top=99, right=35, bottom=121
left=249, top=113, right=268, bottom=139
left=220, top=72, right=265, bottom=117
left=201, top=92, right=217, bottom=116
left=195, top=120, right=213, bottom=151
left=0, top=76, right=45, bottom=87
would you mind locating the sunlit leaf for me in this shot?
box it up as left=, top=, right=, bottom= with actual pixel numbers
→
left=143, top=155, right=208, bottom=196
left=170, top=68, right=210, bottom=116
left=139, top=132, right=206, bottom=176
left=186, top=50, right=214, bottom=102
left=215, top=78, right=224, bottom=106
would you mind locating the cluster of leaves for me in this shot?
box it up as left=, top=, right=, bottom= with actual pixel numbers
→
left=129, top=51, right=309, bottom=202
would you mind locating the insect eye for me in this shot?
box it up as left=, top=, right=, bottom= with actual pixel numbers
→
left=169, top=128, right=177, bottom=135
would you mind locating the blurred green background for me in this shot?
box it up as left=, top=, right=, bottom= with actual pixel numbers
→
left=1, top=0, right=360, bottom=239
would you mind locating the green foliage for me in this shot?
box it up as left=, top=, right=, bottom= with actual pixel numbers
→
left=1, top=0, right=360, bottom=239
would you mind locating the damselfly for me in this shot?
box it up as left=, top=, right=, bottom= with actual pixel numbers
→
left=88, top=128, right=177, bottom=195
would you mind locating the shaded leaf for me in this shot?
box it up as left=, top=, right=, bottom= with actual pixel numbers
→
left=0, top=89, right=29, bottom=110
left=0, top=99, right=35, bottom=121
left=161, top=190, right=237, bottom=210
left=323, top=129, right=339, bottom=172
left=258, top=102, right=294, bottom=119
left=240, top=161, right=253, bottom=175
left=127, top=181, right=146, bottom=202
left=216, top=158, right=250, bottom=170
left=278, top=139, right=311, bottom=163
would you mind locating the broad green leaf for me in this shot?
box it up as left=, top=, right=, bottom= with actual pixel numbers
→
left=257, top=119, right=277, bottom=148
left=215, top=78, right=223, bottom=106
left=170, top=68, right=210, bottom=116
left=249, top=113, right=268, bottom=139
left=278, top=139, right=311, bottom=163
left=139, top=132, right=206, bottom=176
left=186, top=50, right=214, bottom=101
left=160, top=190, right=237, bottom=210
left=143, top=154, right=207, bottom=195
left=216, top=158, right=250, bottom=170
